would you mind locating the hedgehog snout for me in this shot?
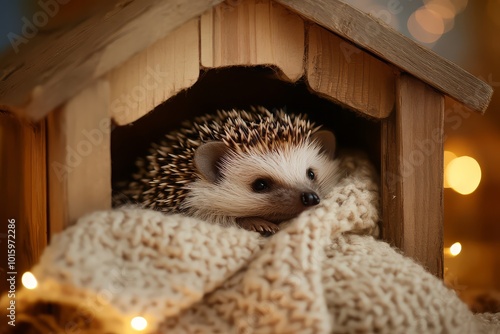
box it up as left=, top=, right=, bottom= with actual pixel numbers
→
left=301, top=192, right=320, bottom=207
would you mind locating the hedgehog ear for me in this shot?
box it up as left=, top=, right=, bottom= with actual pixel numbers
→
left=194, top=141, right=230, bottom=183
left=311, top=130, right=336, bottom=158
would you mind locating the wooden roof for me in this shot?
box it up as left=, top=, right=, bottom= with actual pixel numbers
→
left=0, top=0, right=492, bottom=121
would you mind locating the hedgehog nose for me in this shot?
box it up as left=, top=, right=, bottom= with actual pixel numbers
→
left=301, top=192, right=320, bottom=206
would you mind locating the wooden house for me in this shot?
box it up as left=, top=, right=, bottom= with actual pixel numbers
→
left=0, top=0, right=493, bottom=280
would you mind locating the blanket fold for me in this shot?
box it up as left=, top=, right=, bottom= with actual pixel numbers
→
left=2, top=152, right=498, bottom=333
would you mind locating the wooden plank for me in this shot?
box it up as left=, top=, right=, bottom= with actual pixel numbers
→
left=107, top=18, right=200, bottom=125
left=380, top=110, right=403, bottom=251
left=22, top=119, right=47, bottom=271
left=48, top=80, right=111, bottom=234
left=201, top=0, right=305, bottom=82
left=307, top=24, right=395, bottom=119
left=381, top=74, right=444, bottom=277
left=0, top=0, right=224, bottom=122
left=0, top=113, right=47, bottom=293
left=276, top=0, right=492, bottom=114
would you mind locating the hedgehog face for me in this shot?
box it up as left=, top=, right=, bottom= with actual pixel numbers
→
left=185, top=130, right=341, bottom=224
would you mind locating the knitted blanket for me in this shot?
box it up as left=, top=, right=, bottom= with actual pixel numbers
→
left=2, top=152, right=499, bottom=333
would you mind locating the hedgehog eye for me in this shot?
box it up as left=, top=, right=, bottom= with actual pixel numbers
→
left=252, top=178, right=271, bottom=193
left=307, top=168, right=315, bottom=181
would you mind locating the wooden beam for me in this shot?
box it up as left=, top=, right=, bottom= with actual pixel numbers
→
left=381, top=74, right=444, bottom=277
left=307, top=24, right=395, bottom=119
left=276, top=0, right=493, bottom=114
left=48, top=80, right=111, bottom=235
left=0, top=0, right=223, bottom=122
left=0, top=113, right=47, bottom=292
left=201, top=0, right=305, bottom=82
left=107, top=18, right=200, bottom=125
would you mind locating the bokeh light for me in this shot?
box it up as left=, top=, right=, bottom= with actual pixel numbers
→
left=21, top=272, right=38, bottom=290
left=450, top=242, right=462, bottom=256
left=425, top=2, right=456, bottom=32
left=446, top=156, right=482, bottom=195
left=409, top=0, right=468, bottom=44
left=408, top=6, right=445, bottom=43
left=425, top=1, right=456, bottom=20
left=443, top=150, right=457, bottom=188
left=424, top=0, right=468, bottom=13
left=131, top=316, right=148, bottom=331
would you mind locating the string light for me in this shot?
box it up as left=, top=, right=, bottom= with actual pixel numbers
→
left=21, top=272, right=38, bottom=290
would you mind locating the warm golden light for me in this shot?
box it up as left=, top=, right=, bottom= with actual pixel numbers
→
left=408, top=7, right=445, bottom=44
left=415, top=7, right=445, bottom=35
left=21, top=272, right=38, bottom=290
left=424, top=2, right=456, bottom=32
left=444, top=242, right=462, bottom=257
left=443, top=151, right=457, bottom=188
left=131, top=316, right=148, bottom=331
left=450, top=242, right=462, bottom=256
left=446, top=156, right=481, bottom=195
left=425, top=1, right=456, bottom=19
left=451, top=0, right=468, bottom=13
left=424, top=0, right=468, bottom=13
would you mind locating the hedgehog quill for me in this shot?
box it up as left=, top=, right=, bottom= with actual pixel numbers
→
left=116, top=107, right=342, bottom=235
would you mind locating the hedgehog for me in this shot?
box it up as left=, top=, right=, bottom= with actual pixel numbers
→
left=115, top=106, right=342, bottom=235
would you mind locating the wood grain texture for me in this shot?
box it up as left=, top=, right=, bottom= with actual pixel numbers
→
left=381, top=74, right=444, bottom=277
left=48, top=81, right=111, bottom=235
left=108, top=18, right=200, bottom=125
left=307, top=24, right=395, bottom=119
left=276, top=0, right=492, bottom=114
left=22, top=119, right=47, bottom=272
left=0, top=114, right=47, bottom=293
left=201, top=0, right=305, bottom=82
left=0, top=0, right=223, bottom=122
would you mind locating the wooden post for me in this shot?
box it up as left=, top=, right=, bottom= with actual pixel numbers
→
left=0, top=114, right=47, bottom=293
left=381, top=74, right=444, bottom=277
left=48, top=80, right=111, bottom=235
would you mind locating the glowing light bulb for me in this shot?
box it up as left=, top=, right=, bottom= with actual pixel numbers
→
left=22, top=272, right=38, bottom=289
left=446, top=156, right=481, bottom=195
left=131, top=316, right=148, bottom=331
left=450, top=242, right=462, bottom=256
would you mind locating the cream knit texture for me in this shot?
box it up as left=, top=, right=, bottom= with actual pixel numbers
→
left=2, top=152, right=499, bottom=333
